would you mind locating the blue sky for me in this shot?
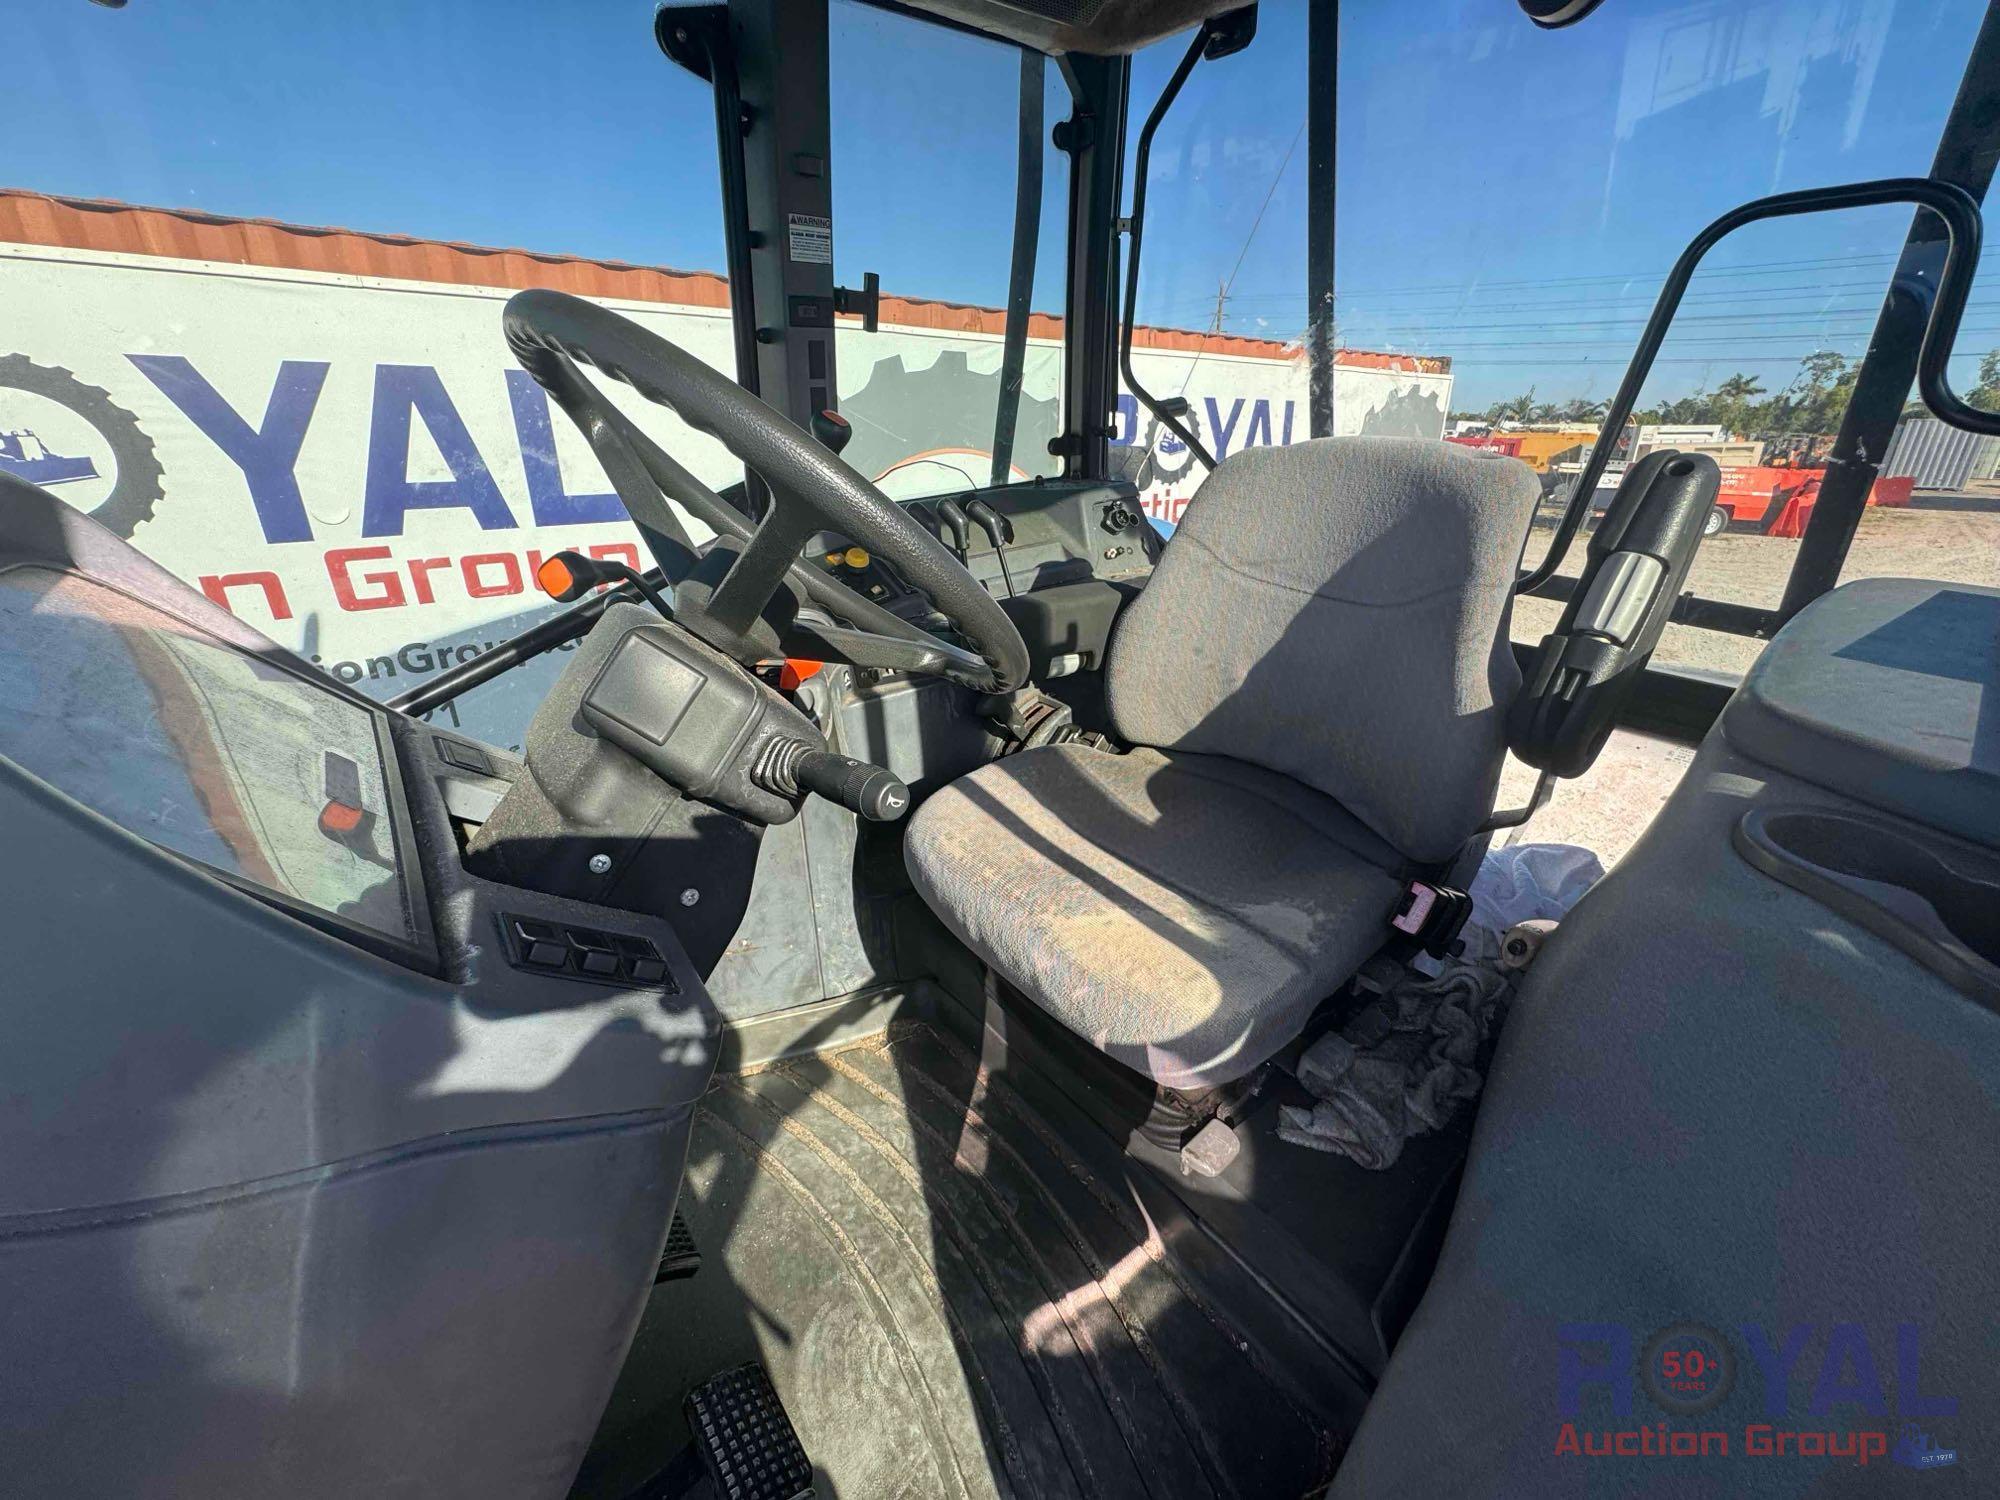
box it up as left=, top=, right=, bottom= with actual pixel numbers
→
left=12, top=0, right=1997, bottom=410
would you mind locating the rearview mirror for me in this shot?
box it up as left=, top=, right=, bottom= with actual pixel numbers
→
left=1519, top=0, right=1608, bottom=28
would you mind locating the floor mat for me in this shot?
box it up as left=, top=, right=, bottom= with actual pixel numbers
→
left=575, top=1022, right=1345, bottom=1500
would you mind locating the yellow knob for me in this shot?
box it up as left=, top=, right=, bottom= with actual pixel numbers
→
left=843, top=546, right=871, bottom=569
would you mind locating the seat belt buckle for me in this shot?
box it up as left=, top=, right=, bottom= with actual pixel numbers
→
left=1391, top=880, right=1473, bottom=958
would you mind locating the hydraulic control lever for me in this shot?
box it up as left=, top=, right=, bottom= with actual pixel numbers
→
left=963, top=498, right=1019, bottom=598
left=932, top=496, right=971, bottom=563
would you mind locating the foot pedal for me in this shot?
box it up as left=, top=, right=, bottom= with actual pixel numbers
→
left=655, top=1210, right=701, bottom=1283
left=685, top=1364, right=814, bottom=1500
left=1180, top=1116, right=1241, bottom=1177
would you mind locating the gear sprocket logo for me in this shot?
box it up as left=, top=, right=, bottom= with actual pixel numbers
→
left=0, top=354, right=164, bottom=539
left=839, top=350, right=1060, bottom=493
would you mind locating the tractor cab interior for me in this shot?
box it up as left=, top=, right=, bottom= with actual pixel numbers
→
left=5, top=1, right=2000, bottom=1496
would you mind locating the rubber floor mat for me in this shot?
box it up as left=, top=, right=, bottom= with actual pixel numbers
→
left=579, top=1022, right=1346, bottom=1500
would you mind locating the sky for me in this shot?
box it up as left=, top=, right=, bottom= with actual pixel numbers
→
left=12, top=0, right=1999, bottom=412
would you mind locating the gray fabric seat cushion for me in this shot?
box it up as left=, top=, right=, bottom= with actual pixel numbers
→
left=1333, top=742, right=2000, bottom=1496
left=1721, top=576, right=2000, bottom=850
left=1106, top=437, right=1542, bottom=863
left=903, top=743, right=1407, bottom=1090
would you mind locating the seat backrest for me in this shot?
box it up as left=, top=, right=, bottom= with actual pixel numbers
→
left=1105, top=437, right=1541, bottom=863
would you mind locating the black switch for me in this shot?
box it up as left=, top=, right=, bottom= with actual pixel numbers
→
left=511, top=918, right=569, bottom=969
left=434, top=736, right=493, bottom=775
left=569, top=929, right=621, bottom=978
left=616, top=935, right=671, bottom=987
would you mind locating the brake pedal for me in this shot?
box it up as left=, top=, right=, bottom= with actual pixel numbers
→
left=655, top=1210, right=701, bottom=1283
left=685, top=1364, right=814, bottom=1499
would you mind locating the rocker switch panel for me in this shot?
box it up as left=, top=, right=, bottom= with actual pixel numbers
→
left=499, top=913, right=678, bottom=992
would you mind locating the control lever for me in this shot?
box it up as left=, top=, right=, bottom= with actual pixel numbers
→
left=933, top=496, right=971, bottom=563
left=811, top=408, right=853, bottom=456
left=754, top=738, right=909, bottom=822
left=536, top=549, right=674, bottom=620
left=963, top=498, right=1019, bottom=599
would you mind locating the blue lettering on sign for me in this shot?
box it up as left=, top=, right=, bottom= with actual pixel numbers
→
left=1111, top=392, right=1301, bottom=462
left=1810, top=1324, right=1887, bottom=1416
left=1742, top=1324, right=1815, bottom=1418
left=1204, top=396, right=1244, bottom=460
left=1899, top=1324, right=1957, bottom=1417
left=130, top=355, right=329, bottom=544
left=1112, top=393, right=1139, bottom=447
left=503, top=369, right=624, bottom=526
left=1245, top=398, right=1274, bottom=449
left=363, top=365, right=515, bottom=536
left=1557, top=1323, right=1634, bottom=1418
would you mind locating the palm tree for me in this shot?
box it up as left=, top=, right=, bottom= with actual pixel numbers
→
left=1712, top=373, right=1767, bottom=438
left=1486, top=388, right=1538, bottom=426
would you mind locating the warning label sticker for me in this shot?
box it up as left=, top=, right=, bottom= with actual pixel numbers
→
left=787, top=214, right=833, bottom=265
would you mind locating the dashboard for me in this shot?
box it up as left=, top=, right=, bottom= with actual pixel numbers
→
left=806, top=477, right=1157, bottom=623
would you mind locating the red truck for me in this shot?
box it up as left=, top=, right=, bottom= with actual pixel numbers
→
left=1708, top=465, right=1916, bottom=538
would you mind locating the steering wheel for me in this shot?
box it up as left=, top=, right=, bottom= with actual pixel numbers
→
left=503, top=288, right=1028, bottom=693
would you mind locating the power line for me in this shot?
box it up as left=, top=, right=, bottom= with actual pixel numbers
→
left=1167, top=118, right=1308, bottom=407
left=1317, top=249, right=1911, bottom=300
left=1160, top=275, right=1973, bottom=316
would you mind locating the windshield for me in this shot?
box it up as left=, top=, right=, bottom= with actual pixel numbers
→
left=828, top=0, right=1070, bottom=500
left=4, top=1, right=1062, bottom=749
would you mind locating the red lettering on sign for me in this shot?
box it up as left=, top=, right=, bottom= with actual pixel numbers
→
left=406, top=557, right=452, bottom=605
left=199, top=570, right=293, bottom=621
left=326, top=547, right=406, bottom=611
left=461, top=552, right=524, bottom=598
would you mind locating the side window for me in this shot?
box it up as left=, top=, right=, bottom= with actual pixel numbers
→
left=1507, top=206, right=1920, bottom=678
left=1337, top=0, right=1993, bottom=676
left=1836, top=241, right=2000, bottom=599
left=828, top=0, right=1067, bottom=499
left=2, top=2, right=734, bottom=751
left=1119, top=11, right=1325, bottom=533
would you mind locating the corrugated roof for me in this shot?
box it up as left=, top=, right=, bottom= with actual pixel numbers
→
left=0, top=188, right=1449, bottom=372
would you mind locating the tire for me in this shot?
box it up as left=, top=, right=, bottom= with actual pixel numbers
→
left=0, top=354, right=164, bottom=539
left=1703, top=504, right=1729, bottom=537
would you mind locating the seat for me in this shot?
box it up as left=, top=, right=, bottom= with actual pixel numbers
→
left=1332, top=580, right=2000, bottom=1495
left=906, top=437, right=1542, bottom=1088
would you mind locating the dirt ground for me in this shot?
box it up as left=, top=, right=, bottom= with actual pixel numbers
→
left=1513, top=503, right=2000, bottom=677
left=1494, top=730, right=1695, bottom=870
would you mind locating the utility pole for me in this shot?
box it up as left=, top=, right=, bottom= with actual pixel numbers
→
left=1210, top=279, right=1228, bottom=334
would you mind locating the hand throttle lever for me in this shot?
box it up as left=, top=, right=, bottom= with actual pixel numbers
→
left=932, top=497, right=971, bottom=563
left=962, top=498, right=1018, bottom=598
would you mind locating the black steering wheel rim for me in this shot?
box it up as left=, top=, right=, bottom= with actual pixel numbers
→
left=503, top=288, right=1029, bottom=693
